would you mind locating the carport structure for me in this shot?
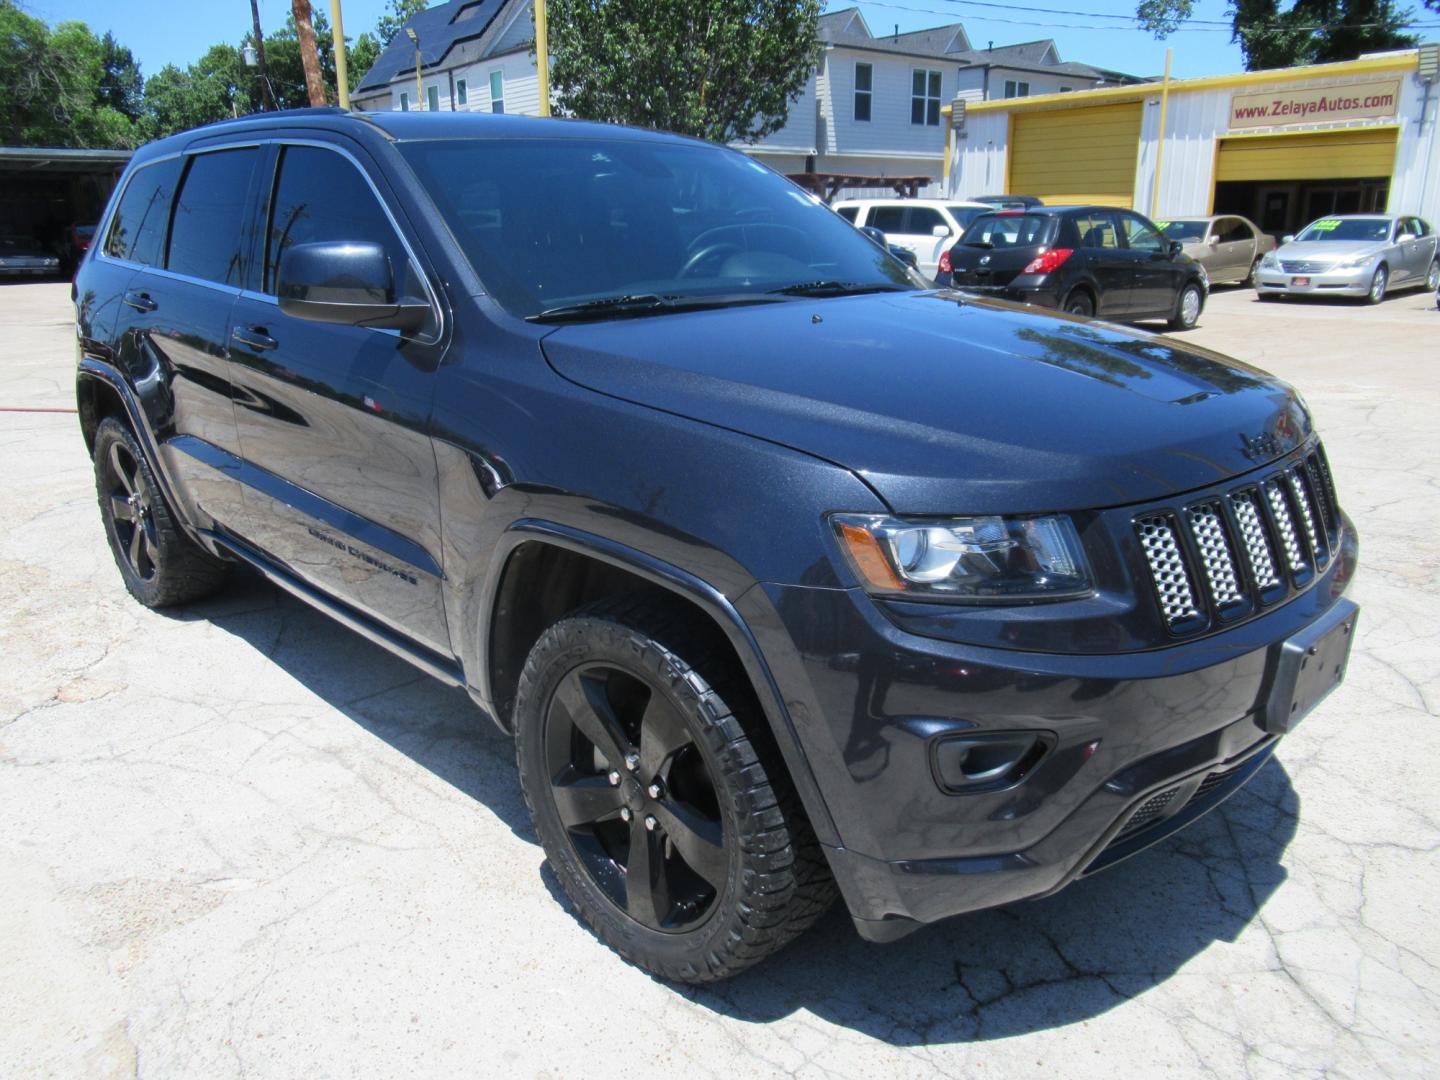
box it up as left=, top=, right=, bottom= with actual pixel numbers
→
left=0, top=146, right=132, bottom=257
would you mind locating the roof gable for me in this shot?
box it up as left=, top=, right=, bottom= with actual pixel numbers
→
left=355, top=0, right=512, bottom=93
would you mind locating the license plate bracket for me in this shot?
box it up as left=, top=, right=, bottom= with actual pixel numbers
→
left=1291, top=275, right=1311, bottom=286
left=1262, top=599, right=1358, bottom=734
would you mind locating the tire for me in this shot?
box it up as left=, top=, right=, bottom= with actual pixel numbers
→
left=1257, top=291, right=1279, bottom=302
left=1168, top=282, right=1204, bottom=331
left=514, top=596, right=836, bottom=983
left=1063, top=289, right=1094, bottom=317
left=93, top=417, right=230, bottom=608
left=1425, top=258, right=1439, bottom=293
left=1366, top=265, right=1387, bottom=305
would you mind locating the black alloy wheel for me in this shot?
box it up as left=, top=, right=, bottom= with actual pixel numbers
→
left=93, top=417, right=230, bottom=607
left=543, top=660, right=726, bottom=932
left=515, top=597, right=835, bottom=982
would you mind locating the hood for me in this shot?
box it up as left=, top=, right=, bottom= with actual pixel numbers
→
left=1275, top=239, right=1386, bottom=261
left=541, top=291, right=1311, bottom=515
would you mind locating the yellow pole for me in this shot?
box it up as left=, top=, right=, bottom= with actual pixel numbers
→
left=1150, top=47, right=1172, bottom=218
left=941, top=105, right=952, bottom=188
left=330, top=0, right=349, bottom=109
left=534, top=0, right=551, bottom=117
left=415, top=46, right=424, bottom=109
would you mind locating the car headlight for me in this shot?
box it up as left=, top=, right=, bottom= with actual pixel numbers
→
left=831, top=513, right=1092, bottom=602
left=1260, top=252, right=1279, bottom=268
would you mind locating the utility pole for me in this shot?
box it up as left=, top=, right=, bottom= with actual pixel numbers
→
left=292, top=0, right=327, bottom=106
left=534, top=0, right=550, bottom=117
left=249, top=0, right=276, bottom=110
left=331, top=0, right=350, bottom=109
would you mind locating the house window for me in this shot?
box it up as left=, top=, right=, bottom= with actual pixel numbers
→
left=1059, top=85, right=1073, bottom=93
left=489, top=71, right=505, bottom=114
left=399, top=91, right=410, bottom=112
left=854, top=62, right=872, bottom=122
left=911, top=69, right=941, bottom=125
left=456, top=78, right=468, bottom=106
left=427, top=85, right=440, bottom=112
left=1003, top=80, right=1031, bottom=99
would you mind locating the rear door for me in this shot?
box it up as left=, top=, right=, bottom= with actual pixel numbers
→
left=1397, top=217, right=1431, bottom=281
left=1071, top=210, right=1132, bottom=316
left=116, top=146, right=261, bottom=532
left=226, top=140, right=451, bottom=654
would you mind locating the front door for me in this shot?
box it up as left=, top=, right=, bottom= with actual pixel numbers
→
left=227, top=141, right=451, bottom=654
left=1118, top=211, right=1180, bottom=315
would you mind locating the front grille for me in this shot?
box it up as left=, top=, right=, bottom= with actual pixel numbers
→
left=1280, top=260, right=1333, bottom=274
left=1121, top=787, right=1180, bottom=834
left=1134, top=443, right=1340, bottom=634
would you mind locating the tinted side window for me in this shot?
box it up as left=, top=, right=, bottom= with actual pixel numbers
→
left=167, top=148, right=260, bottom=286
left=869, top=205, right=906, bottom=232
left=835, top=206, right=859, bottom=224
left=265, top=145, right=411, bottom=295
left=105, top=158, right=183, bottom=266
left=1119, top=212, right=1165, bottom=252
left=1073, top=213, right=1119, bottom=249
left=905, top=207, right=945, bottom=234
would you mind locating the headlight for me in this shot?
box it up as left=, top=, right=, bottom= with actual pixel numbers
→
left=1260, top=252, right=1278, bottom=268
left=831, top=513, right=1093, bottom=602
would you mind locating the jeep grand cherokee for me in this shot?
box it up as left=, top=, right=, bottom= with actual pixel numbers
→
left=74, top=108, right=1358, bottom=983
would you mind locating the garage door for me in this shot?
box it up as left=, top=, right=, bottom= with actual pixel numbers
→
left=1216, top=127, right=1398, bottom=181
left=1008, top=103, right=1142, bottom=207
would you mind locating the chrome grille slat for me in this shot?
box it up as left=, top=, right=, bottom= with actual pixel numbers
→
left=1186, top=503, right=1243, bottom=608
left=1265, top=479, right=1306, bottom=572
left=1231, top=490, right=1281, bottom=590
left=1137, top=515, right=1201, bottom=626
left=1280, top=260, right=1332, bottom=274
left=1287, top=468, right=1324, bottom=565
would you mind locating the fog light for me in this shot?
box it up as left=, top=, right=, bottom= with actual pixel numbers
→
left=932, top=731, right=1054, bottom=794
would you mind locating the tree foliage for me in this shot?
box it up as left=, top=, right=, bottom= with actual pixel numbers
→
left=375, top=0, right=431, bottom=46
left=1137, top=0, right=1419, bottom=68
left=545, top=0, right=824, bottom=144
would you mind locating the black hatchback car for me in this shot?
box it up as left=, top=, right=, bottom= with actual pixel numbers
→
left=937, top=205, right=1210, bottom=330
left=75, top=108, right=1356, bottom=983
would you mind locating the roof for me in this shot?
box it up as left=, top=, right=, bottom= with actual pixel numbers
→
left=354, top=0, right=512, bottom=93
left=0, top=146, right=133, bottom=171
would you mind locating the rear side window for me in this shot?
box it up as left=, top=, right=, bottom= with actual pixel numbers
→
left=835, top=206, right=859, bottom=224
left=904, top=207, right=945, bottom=234
left=167, top=148, right=260, bottom=286
left=264, top=145, right=412, bottom=296
left=104, top=158, right=183, bottom=266
left=1217, top=218, right=1252, bottom=244
left=1073, top=212, right=1120, bottom=249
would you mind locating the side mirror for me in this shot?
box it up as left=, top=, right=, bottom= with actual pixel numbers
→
left=860, top=225, right=888, bottom=248
left=1282, top=234, right=1295, bottom=244
left=277, top=241, right=430, bottom=332
left=1168, top=239, right=1183, bottom=257
left=931, top=224, right=953, bottom=238
left=1207, top=235, right=1219, bottom=247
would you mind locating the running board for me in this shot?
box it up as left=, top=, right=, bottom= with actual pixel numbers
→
left=204, top=528, right=466, bottom=689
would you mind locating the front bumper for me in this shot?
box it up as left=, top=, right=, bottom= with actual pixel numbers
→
left=740, top=523, right=1358, bottom=941
left=1255, top=263, right=1374, bottom=296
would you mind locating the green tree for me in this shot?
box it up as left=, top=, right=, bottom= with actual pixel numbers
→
left=98, top=32, right=144, bottom=120
left=545, top=0, right=823, bottom=143
left=348, top=31, right=381, bottom=90
left=1137, top=0, right=1419, bottom=68
left=376, top=0, right=430, bottom=45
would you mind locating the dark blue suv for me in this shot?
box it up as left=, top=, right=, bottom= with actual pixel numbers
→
left=74, top=108, right=1358, bottom=983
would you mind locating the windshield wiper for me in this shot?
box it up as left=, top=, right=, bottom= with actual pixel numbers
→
left=767, top=281, right=908, bottom=297
left=528, top=292, right=784, bottom=324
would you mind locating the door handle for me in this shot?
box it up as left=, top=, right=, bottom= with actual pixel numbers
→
left=232, top=325, right=278, bottom=352
left=123, top=290, right=157, bottom=312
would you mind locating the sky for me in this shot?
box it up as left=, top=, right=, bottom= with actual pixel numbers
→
left=22, top=0, right=1431, bottom=84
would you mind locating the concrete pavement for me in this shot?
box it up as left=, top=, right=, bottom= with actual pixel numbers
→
left=2, top=279, right=1438, bottom=1078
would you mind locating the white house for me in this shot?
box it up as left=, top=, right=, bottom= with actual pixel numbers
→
left=350, top=1, right=1143, bottom=189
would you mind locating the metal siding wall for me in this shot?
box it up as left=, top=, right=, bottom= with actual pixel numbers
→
left=1136, top=88, right=1231, bottom=218
left=1386, top=76, right=1440, bottom=221
left=949, top=111, right=1009, bottom=198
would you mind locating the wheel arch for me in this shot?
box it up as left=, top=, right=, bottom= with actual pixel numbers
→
left=478, top=520, right=840, bottom=847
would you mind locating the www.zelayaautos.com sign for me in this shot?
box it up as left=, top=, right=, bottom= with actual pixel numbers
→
left=1228, top=79, right=1402, bottom=130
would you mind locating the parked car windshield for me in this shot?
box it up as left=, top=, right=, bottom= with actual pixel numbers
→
left=1295, top=217, right=1391, bottom=242
left=397, top=137, right=915, bottom=318
left=1158, top=220, right=1208, bottom=241
left=959, top=213, right=1051, bottom=248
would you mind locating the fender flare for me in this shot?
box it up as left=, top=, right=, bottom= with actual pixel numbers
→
left=478, top=519, right=841, bottom=847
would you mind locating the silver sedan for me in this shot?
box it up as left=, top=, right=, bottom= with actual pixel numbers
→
left=1159, top=214, right=1276, bottom=285
left=1254, top=214, right=1440, bottom=304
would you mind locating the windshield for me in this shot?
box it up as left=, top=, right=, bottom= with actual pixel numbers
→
left=960, top=213, right=1051, bottom=248
left=398, top=137, right=914, bottom=318
left=1295, top=217, right=1391, bottom=242
left=1158, top=219, right=1208, bottom=241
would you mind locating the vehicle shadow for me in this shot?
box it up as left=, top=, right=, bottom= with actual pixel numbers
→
left=181, top=569, right=1299, bottom=1045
